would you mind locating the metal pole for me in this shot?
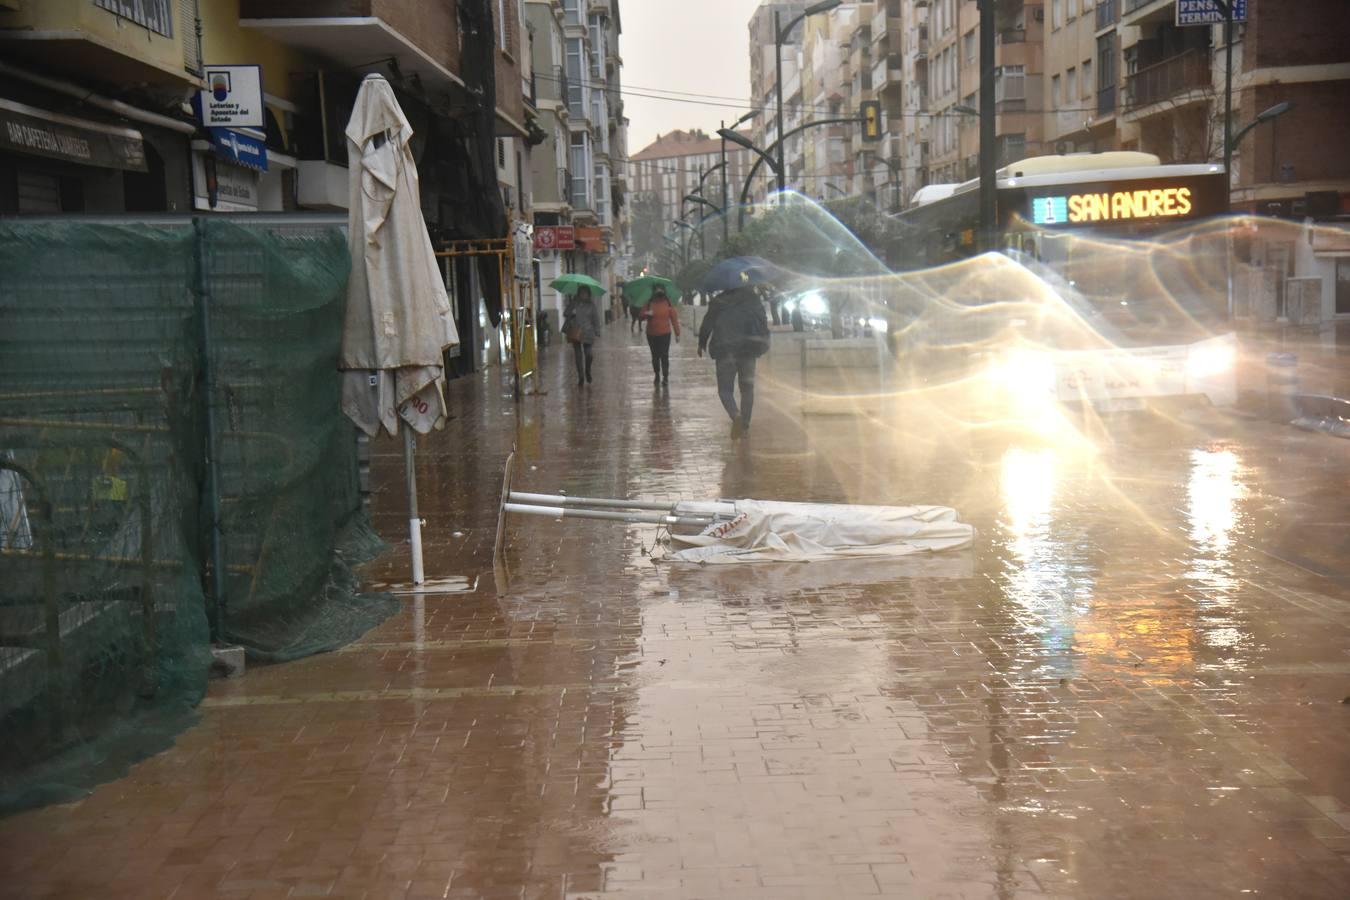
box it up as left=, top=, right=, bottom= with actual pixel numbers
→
left=721, top=123, right=729, bottom=244
left=403, top=426, right=425, bottom=584
left=1221, top=1, right=1235, bottom=318
left=978, top=0, right=997, bottom=252
left=193, top=217, right=227, bottom=641
left=509, top=491, right=677, bottom=511
left=504, top=502, right=714, bottom=528
left=775, top=10, right=786, bottom=195
left=1222, top=4, right=1234, bottom=185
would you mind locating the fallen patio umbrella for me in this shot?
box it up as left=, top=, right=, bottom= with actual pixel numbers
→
left=622, top=275, right=682, bottom=307
left=550, top=273, right=607, bottom=297
left=495, top=454, right=975, bottom=566
left=339, top=73, right=460, bottom=585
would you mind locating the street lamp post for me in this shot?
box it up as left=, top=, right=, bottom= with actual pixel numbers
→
left=675, top=220, right=698, bottom=264
left=1229, top=101, right=1293, bottom=154
left=864, top=152, right=905, bottom=211
left=726, top=115, right=865, bottom=228
left=775, top=1, right=843, bottom=195
left=977, top=0, right=996, bottom=251
left=721, top=109, right=758, bottom=244
left=1212, top=0, right=1236, bottom=187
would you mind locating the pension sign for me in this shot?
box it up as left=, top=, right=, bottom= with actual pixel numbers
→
left=1031, top=187, right=1194, bottom=225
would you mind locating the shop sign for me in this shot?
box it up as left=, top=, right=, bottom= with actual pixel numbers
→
left=1177, top=0, right=1246, bottom=26
left=576, top=226, right=606, bottom=253
left=192, top=152, right=259, bottom=212
left=199, top=65, right=264, bottom=128
left=534, top=225, right=575, bottom=250
left=0, top=98, right=146, bottom=172
left=208, top=127, right=268, bottom=172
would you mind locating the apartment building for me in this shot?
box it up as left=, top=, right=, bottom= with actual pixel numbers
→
left=629, top=129, right=754, bottom=266
left=748, top=2, right=808, bottom=204
left=924, top=0, right=1045, bottom=184
left=801, top=4, right=866, bottom=199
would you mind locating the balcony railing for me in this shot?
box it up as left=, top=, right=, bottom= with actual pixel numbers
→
left=1125, top=0, right=1163, bottom=13
left=536, top=65, right=570, bottom=106
left=1125, top=49, right=1209, bottom=109
left=997, top=29, right=1026, bottom=44
left=1096, top=0, right=1119, bottom=30
left=1097, top=85, right=1117, bottom=116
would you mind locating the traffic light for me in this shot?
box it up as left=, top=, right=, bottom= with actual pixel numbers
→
left=860, top=100, right=882, bottom=142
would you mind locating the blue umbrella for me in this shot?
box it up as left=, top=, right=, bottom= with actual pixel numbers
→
left=701, top=256, right=782, bottom=293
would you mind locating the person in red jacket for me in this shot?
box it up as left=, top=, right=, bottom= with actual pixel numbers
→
left=640, top=286, right=681, bottom=386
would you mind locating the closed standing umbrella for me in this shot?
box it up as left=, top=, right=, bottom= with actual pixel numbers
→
left=339, top=74, right=459, bottom=584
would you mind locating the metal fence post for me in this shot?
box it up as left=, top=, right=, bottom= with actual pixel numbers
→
left=192, top=217, right=227, bottom=642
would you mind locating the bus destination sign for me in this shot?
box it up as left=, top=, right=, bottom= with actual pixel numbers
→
left=1031, top=186, right=1196, bottom=226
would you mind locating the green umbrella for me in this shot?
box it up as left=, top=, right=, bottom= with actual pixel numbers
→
left=550, top=273, right=606, bottom=297
left=622, top=275, right=683, bottom=308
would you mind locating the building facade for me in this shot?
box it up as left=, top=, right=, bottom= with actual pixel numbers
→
left=628, top=130, right=755, bottom=271
left=536, top=0, right=628, bottom=323
left=0, top=0, right=567, bottom=372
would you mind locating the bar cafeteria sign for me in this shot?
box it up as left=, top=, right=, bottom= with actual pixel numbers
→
left=199, top=65, right=264, bottom=128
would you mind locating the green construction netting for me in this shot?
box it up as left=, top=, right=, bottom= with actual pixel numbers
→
left=0, top=219, right=397, bottom=815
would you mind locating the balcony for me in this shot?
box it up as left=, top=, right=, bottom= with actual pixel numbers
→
left=1121, top=0, right=1177, bottom=27
left=1096, top=0, right=1120, bottom=32
left=536, top=65, right=570, bottom=110
left=241, top=2, right=465, bottom=96
left=0, top=0, right=200, bottom=87
left=1125, top=49, right=1209, bottom=111
left=997, top=29, right=1026, bottom=45
left=1097, top=85, right=1117, bottom=116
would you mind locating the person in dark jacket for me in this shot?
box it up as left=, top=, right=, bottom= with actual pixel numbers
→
left=697, top=286, right=770, bottom=438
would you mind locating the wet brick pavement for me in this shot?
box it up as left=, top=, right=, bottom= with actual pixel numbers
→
left=2, top=323, right=1350, bottom=899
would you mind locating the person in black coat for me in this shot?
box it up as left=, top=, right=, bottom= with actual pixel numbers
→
left=697, top=286, right=771, bottom=439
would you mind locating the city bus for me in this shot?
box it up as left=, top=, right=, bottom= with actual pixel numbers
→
left=888, top=152, right=1237, bottom=409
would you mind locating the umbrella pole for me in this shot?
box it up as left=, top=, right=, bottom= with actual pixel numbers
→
left=403, top=426, right=425, bottom=584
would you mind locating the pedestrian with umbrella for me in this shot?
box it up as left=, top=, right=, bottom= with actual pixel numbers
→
left=697, top=257, right=775, bottom=439
left=552, top=273, right=605, bottom=387
left=339, top=74, right=459, bottom=584
left=624, top=276, right=682, bottom=387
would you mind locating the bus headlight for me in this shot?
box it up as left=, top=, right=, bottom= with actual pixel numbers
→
left=1186, top=343, right=1236, bottom=380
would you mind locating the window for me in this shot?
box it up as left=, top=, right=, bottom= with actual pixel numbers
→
left=1082, top=59, right=1093, bottom=99
left=1052, top=0, right=1063, bottom=29
left=570, top=132, right=591, bottom=208
left=562, top=0, right=580, bottom=27
left=95, top=0, right=173, bottom=38
left=588, top=14, right=603, bottom=78
left=963, top=29, right=976, bottom=64
left=1066, top=67, right=1077, bottom=106
left=1052, top=74, right=1061, bottom=107
left=1068, top=0, right=1078, bottom=21
left=497, top=139, right=506, bottom=169
left=498, top=0, right=507, bottom=51
left=565, top=38, right=586, bottom=118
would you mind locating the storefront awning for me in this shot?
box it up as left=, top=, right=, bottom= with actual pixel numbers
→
left=0, top=98, right=147, bottom=172
left=207, top=127, right=268, bottom=172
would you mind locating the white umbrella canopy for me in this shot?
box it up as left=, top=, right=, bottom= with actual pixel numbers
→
left=340, top=73, right=459, bottom=437
left=339, top=74, right=459, bottom=583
